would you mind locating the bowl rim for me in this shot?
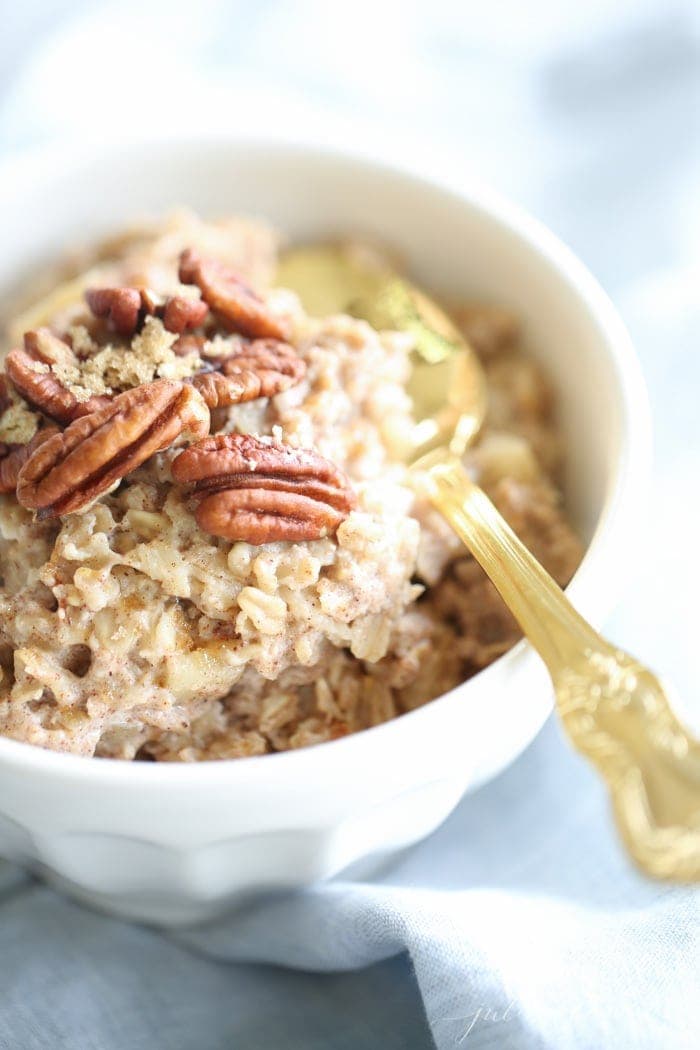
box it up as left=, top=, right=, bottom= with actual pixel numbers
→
left=0, top=135, right=652, bottom=785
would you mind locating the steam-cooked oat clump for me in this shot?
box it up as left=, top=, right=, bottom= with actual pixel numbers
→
left=0, top=212, right=582, bottom=760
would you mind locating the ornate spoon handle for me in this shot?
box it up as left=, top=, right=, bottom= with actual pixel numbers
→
left=421, top=455, right=700, bottom=881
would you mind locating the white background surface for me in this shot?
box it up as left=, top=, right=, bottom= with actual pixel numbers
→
left=0, top=3, right=698, bottom=1048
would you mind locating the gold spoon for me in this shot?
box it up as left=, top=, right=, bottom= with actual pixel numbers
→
left=278, top=243, right=700, bottom=882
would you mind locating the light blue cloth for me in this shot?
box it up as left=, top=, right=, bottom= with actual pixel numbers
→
left=1, top=3, right=699, bottom=1048
left=1, top=719, right=698, bottom=1049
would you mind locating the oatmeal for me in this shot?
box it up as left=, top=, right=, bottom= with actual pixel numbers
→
left=0, top=212, right=582, bottom=760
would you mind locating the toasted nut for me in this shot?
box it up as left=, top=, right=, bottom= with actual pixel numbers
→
left=172, top=334, right=207, bottom=357
left=0, top=427, right=59, bottom=494
left=195, top=489, right=348, bottom=545
left=87, top=286, right=209, bottom=338
left=17, top=380, right=210, bottom=518
left=177, top=249, right=201, bottom=285
left=0, top=376, right=11, bottom=416
left=219, top=339, right=305, bottom=385
left=178, top=249, right=289, bottom=340
left=23, top=328, right=74, bottom=365
left=192, top=339, right=306, bottom=409
left=191, top=372, right=247, bottom=411
left=6, top=330, right=111, bottom=423
left=172, top=433, right=355, bottom=544
left=162, top=296, right=209, bottom=334
left=172, top=434, right=354, bottom=505
left=85, top=288, right=142, bottom=336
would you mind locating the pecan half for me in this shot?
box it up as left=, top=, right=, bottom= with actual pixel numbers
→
left=85, top=287, right=142, bottom=336
left=178, top=249, right=290, bottom=341
left=172, top=433, right=356, bottom=544
left=162, top=296, right=209, bottom=335
left=6, top=330, right=111, bottom=423
left=0, top=375, right=11, bottom=416
left=172, top=334, right=206, bottom=358
left=190, top=371, right=245, bottom=411
left=17, top=380, right=210, bottom=518
left=192, top=339, right=306, bottom=409
left=0, top=427, right=59, bottom=494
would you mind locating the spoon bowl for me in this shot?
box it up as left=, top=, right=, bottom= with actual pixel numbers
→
left=278, top=245, right=487, bottom=459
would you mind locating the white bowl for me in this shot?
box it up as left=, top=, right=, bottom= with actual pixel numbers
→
left=0, top=139, right=650, bottom=924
